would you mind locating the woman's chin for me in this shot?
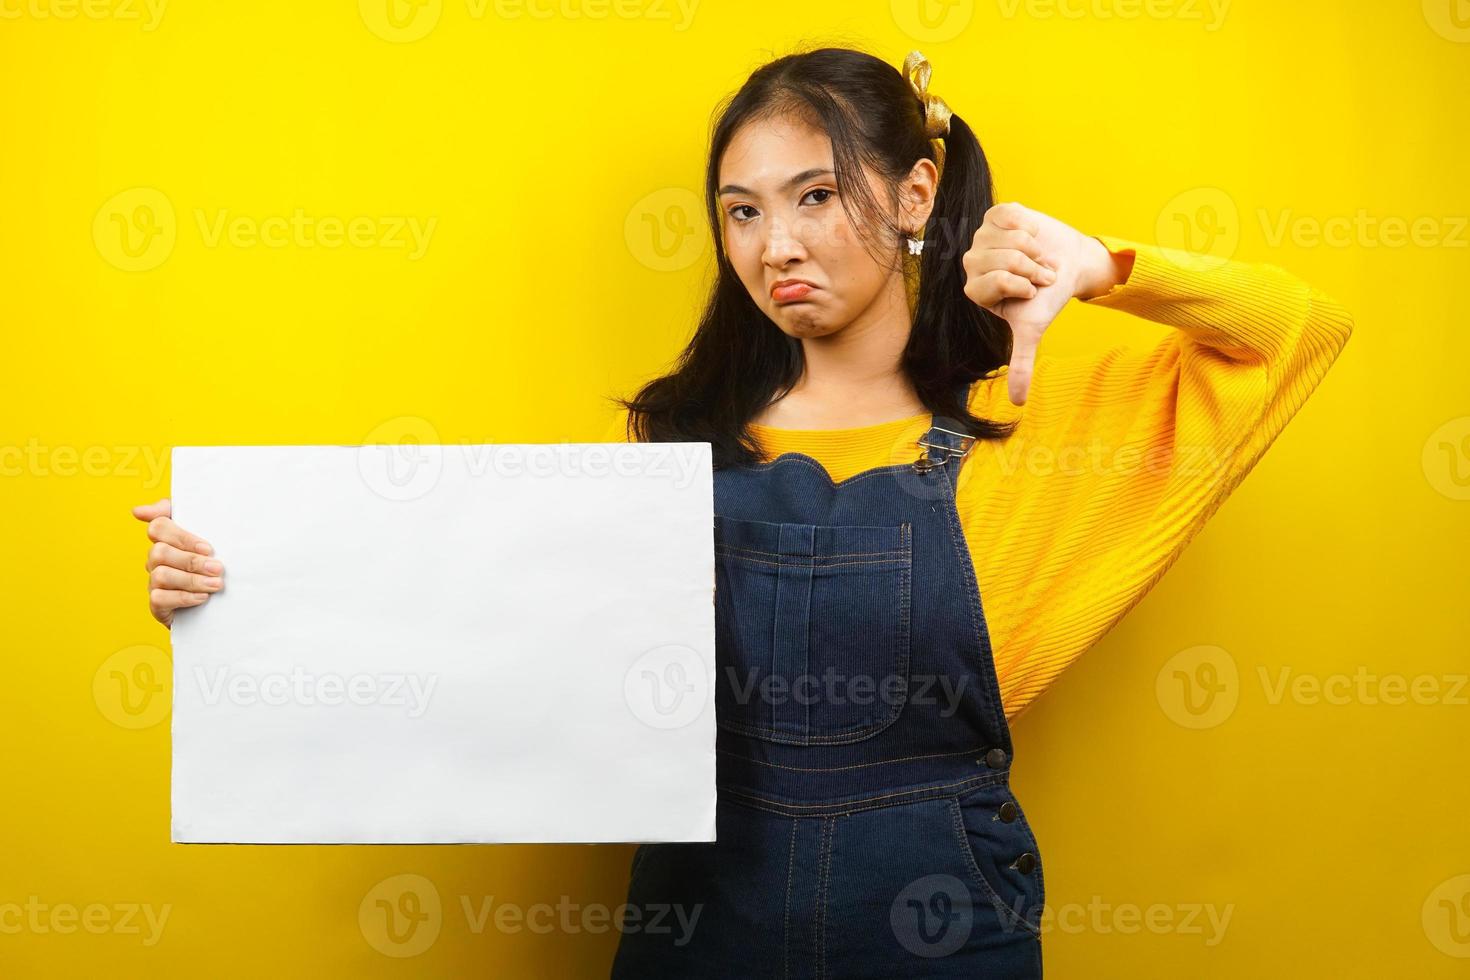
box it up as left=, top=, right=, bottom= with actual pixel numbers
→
left=771, top=304, right=839, bottom=337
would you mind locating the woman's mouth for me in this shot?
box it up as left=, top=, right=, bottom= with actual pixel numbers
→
left=771, top=281, right=816, bottom=303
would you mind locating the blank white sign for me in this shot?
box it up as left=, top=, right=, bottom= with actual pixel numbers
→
left=169, top=442, right=716, bottom=844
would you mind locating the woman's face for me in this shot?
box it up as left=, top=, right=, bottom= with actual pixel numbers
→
left=717, top=114, right=917, bottom=340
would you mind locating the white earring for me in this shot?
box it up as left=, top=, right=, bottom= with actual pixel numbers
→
left=906, top=235, right=925, bottom=255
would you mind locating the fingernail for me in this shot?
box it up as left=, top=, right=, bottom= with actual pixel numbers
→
left=1041, top=268, right=1056, bottom=284
left=203, top=559, right=223, bottom=574
left=197, top=541, right=213, bottom=555
left=204, top=577, right=223, bottom=589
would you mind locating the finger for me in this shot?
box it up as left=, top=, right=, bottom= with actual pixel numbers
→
left=995, top=228, right=1053, bottom=269
left=967, top=231, right=1053, bottom=284
left=131, top=497, right=172, bottom=522
left=146, top=540, right=223, bottom=576
left=985, top=201, right=1041, bottom=236
left=149, top=564, right=225, bottom=595
left=970, top=222, right=1048, bottom=264
left=150, top=588, right=210, bottom=618
left=146, top=515, right=213, bottom=556
left=965, top=269, right=1037, bottom=311
left=979, top=247, right=1055, bottom=286
left=1008, top=326, right=1043, bottom=406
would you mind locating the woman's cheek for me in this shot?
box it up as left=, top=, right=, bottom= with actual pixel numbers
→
left=741, top=265, right=766, bottom=308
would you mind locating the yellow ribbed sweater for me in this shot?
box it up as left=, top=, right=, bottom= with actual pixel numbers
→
left=606, top=234, right=1354, bottom=723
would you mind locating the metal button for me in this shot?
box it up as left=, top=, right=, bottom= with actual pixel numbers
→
left=1013, top=852, right=1037, bottom=874
left=998, top=801, right=1019, bottom=823
left=983, top=747, right=1007, bottom=770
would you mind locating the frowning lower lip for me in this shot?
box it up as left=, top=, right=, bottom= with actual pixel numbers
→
left=771, top=282, right=816, bottom=303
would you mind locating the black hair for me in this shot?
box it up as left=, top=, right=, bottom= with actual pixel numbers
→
left=612, top=44, right=1019, bottom=468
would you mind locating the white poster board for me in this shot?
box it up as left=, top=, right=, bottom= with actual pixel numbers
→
left=168, top=442, right=716, bottom=844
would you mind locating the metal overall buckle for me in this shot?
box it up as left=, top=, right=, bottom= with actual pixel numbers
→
left=913, top=425, right=976, bottom=473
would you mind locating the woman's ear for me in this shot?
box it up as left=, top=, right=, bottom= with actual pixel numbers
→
left=899, top=157, right=940, bottom=233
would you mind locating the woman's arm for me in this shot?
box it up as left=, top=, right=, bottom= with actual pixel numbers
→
left=963, top=232, right=1354, bottom=722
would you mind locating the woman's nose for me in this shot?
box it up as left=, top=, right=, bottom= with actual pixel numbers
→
left=762, top=216, right=808, bottom=266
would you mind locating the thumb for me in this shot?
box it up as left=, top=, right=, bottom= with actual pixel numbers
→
left=1007, top=328, right=1039, bottom=406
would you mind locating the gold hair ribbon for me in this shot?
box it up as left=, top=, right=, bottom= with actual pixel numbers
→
left=903, top=50, right=952, bottom=141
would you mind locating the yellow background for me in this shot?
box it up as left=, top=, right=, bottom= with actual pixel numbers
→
left=2, top=0, right=1467, bottom=976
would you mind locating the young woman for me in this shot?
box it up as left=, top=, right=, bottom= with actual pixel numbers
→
left=601, top=47, right=1352, bottom=978
left=131, top=45, right=1352, bottom=980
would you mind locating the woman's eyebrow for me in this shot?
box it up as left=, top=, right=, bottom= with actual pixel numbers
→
left=717, top=168, right=835, bottom=196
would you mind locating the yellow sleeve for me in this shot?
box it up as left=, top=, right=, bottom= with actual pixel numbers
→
left=963, top=235, right=1355, bottom=722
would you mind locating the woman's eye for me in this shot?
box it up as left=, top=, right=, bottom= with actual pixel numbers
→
left=727, top=191, right=831, bottom=223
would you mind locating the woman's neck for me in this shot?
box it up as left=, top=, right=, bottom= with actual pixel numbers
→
left=752, top=275, right=925, bottom=429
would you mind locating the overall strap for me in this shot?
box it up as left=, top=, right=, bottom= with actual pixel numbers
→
left=913, top=378, right=979, bottom=474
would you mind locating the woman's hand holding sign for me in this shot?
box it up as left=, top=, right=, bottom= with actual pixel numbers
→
left=131, top=497, right=223, bottom=628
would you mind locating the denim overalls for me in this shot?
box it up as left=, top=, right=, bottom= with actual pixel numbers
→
left=611, top=384, right=1046, bottom=979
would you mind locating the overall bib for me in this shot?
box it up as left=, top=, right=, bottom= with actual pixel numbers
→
left=612, top=386, right=1046, bottom=979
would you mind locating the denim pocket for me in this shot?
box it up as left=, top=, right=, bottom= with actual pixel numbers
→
left=947, top=782, right=1045, bottom=938
left=713, top=515, right=911, bottom=744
